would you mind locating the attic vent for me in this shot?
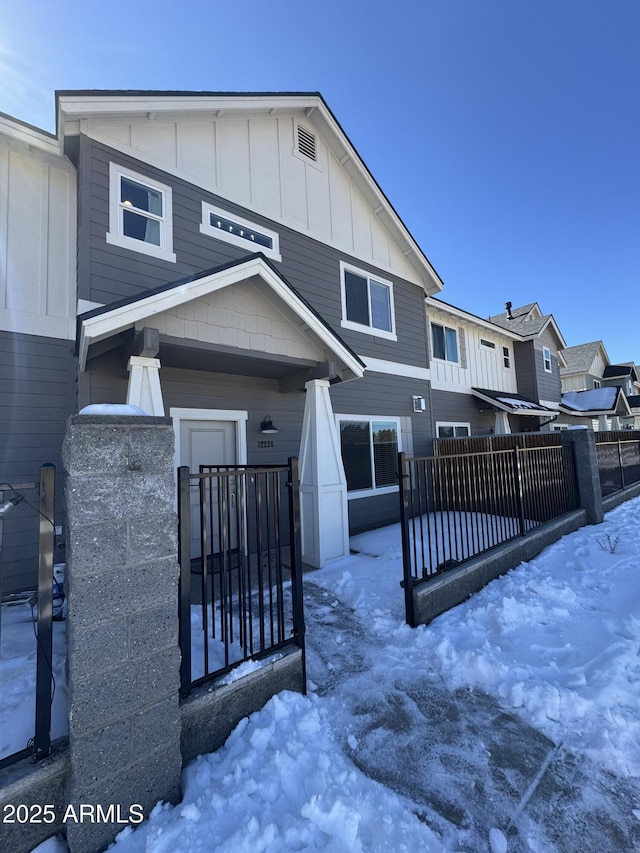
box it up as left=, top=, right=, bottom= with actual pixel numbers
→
left=297, top=124, right=317, bottom=161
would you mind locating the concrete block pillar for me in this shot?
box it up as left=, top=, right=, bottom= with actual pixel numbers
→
left=62, top=415, right=181, bottom=853
left=299, top=379, right=349, bottom=568
left=561, top=428, right=604, bottom=525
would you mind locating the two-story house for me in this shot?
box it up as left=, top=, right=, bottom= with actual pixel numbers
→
left=557, top=341, right=635, bottom=430
left=1, top=90, right=445, bottom=591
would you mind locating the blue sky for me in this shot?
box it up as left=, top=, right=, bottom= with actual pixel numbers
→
left=2, top=1, right=638, bottom=363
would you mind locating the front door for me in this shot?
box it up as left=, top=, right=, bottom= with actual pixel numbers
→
left=179, top=419, right=237, bottom=556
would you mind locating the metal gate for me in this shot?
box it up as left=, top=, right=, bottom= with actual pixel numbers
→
left=177, top=458, right=305, bottom=696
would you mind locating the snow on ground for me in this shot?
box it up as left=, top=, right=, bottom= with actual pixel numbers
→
left=23, top=497, right=640, bottom=851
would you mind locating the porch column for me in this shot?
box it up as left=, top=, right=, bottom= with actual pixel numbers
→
left=494, top=411, right=511, bottom=434
left=299, top=379, right=349, bottom=568
left=598, top=414, right=610, bottom=431
left=611, top=415, right=621, bottom=430
left=127, top=356, right=164, bottom=416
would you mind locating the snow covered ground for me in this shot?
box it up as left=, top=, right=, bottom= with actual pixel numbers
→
left=27, top=497, right=640, bottom=851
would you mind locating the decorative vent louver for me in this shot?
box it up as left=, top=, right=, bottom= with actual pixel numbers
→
left=297, top=124, right=317, bottom=161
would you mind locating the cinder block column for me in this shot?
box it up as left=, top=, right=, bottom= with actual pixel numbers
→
left=561, top=429, right=604, bottom=525
left=62, top=416, right=181, bottom=853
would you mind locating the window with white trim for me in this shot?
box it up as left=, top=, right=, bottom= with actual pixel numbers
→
left=480, top=339, right=496, bottom=349
left=543, top=346, right=552, bottom=373
left=107, top=164, right=176, bottom=262
left=337, top=416, right=400, bottom=496
left=436, top=422, right=470, bottom=438
left=593, top=379, right=601, bottom=389
left=503, top=346, right=511, bottom=369
left=199, top=202, right=281, bottom=261
left=340, top=263, right=396, bottom=340
left=431, top=323, right=459, bottom=363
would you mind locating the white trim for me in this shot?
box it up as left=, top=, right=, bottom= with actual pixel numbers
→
left=78, top=255, right=366, bottom=378
left=107, top=162, right=176, bottom=262
left=360, top=356, right=430, bottom=381
left=170, top=407, right=248, bottom=480
left=436, top=421, right=471, bottom=438
left=0, top=114, right=61, bottom=155
left=340, top=261, right=397, bottom=341
left=335, top=414, right=402, bottom=500
left=78, top=299, right=105, bottom=315
left=199, top=201, right=281, bottom=261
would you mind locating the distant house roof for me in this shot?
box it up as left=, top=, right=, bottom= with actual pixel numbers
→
left=560, top=341, right=608, bottom=376
left=471, top=388, right=558, bottom=417
left=603, top=364, right=637, bottom=379
left=487, top=303, right=567, bottom=349
left=627, top=395, right=640, bottom=411
left=559, top=386, right=631, bottom=416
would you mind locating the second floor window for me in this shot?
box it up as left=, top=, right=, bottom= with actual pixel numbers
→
left=340, top=263, right=395, bottom=339
left=543, top=346, right=552, bottom=373
left=503, top=346, right=511, bottom=368
left=431, top=323, right=459, bottom=363
left=107, top=163, right=176, bottom=262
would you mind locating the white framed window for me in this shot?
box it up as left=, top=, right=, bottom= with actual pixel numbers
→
left=340, top=262, right=396, bottom=340
left=593, top=379, right=601, bottom=389
left=543, top=346, right=552, bottom=373
left=199, top=202, right=281, bottom=261
left=107, top=163, right=176, bottom=262
left=431, top=322, right=459, bottom=363
left=436, top=422, right=470, bottom=438
left=480, top=339, right=496, bottom=349
left=503, top=346, right=511, bottom=369
left=551, top=423, right=569, bottom=432
left=337, top=415, right=401, bottom=498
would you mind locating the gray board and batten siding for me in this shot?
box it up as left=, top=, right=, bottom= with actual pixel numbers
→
left=430, top=388, right=496, bottom=437
left=74, top=136, right=431, bottom=371
left=0, top=331, right=75, bottom=592
left=513, top=333, right=562, bottom=406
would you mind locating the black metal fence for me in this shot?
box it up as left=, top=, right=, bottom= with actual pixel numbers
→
left=596, top=436, right=640, bottom=496
left=0, top=464, right=56, bottom=769
left=399, top=444, right=579, bottom=610
left=177, top=458, right=305, bottom=697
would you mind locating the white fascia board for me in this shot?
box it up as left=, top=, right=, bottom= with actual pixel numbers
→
left=359, top=356, right=430, bottom=381
left=0, top=113, right=61, bottom=155
left=426, top=298, right=521, bottom=340
left=78, top=256, right=365, bottom=378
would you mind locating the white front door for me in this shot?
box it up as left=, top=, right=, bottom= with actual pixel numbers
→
left=180, top=419, right=238, bottom=556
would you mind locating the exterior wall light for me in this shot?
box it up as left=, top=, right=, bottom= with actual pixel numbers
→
left=260, top=416, right=279, bottom=434
left=412, top=396, right=426, bottom=413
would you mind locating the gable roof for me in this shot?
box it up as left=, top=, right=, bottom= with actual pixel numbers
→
left=56, top=89, right=444, bottom=297
left=487, top=303, right=567, bottom=350
left=560, top=341, right=608, bottom=376
left=603, top=364, right=637, bottom=380
left=77, top=253, right=365, bottom=380
left=559, top=386, right=631, bottom=417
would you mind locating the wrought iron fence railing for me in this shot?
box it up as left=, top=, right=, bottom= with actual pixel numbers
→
left=596, top=438, right=640, bottom=497
left=177, top=458, right=305, bottom=698
left=0, top=464, right=56, bottom=769
left=398, top=444, right=579, bottom=619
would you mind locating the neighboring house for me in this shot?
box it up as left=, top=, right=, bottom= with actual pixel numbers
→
left=426, top=298, right=559, bottom=437
left=1, top=90, right=445, bottom=591
left=558, top=341, right=638, bottom=430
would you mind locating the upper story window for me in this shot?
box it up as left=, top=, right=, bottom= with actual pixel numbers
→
left=107, top=164, right=176, bottom=262
left=593, top=379, right=601, bottom=389
left=337, top=416, right=400, bottom=497
left=431, top=323, right=459, bottom=363
left=503, top=346, right=511, bottom=369
left=543, top=346, right=552, bottom=373
left=200, top=202, right=281, bottom=261
left=340, top=262, right=396, bottom=340
left=480, top=339, right=496, bottom=349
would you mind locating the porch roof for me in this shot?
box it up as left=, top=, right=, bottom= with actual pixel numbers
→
left=559, top=386, right=631, bottom=417
left=471, top=388, right=559, bottom=417
left=76, top=253, right=366, bottom=384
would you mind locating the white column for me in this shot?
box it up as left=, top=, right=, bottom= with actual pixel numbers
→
left=597, top=414, right=610, bottom=432
left=126, top=356, right=165, bottom=416
left=299, top=379, right=349, bottom=568
left=611, top=415, right=621, bottom=430
left=494, top=411, right=512, bottom=434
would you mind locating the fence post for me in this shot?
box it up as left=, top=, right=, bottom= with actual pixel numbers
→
left=398, top=452, right=416, bottom=628
left=177, top=465, right=192, bottom=699
left=34, top=463, right=55, bottom=761
left=560, top=430, right=603, bottom=524
left=287, top=457, right=306, bottom=693
left=617, top=440, right=626, bottom=489
left=512, top=447, right=526, bottom=536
